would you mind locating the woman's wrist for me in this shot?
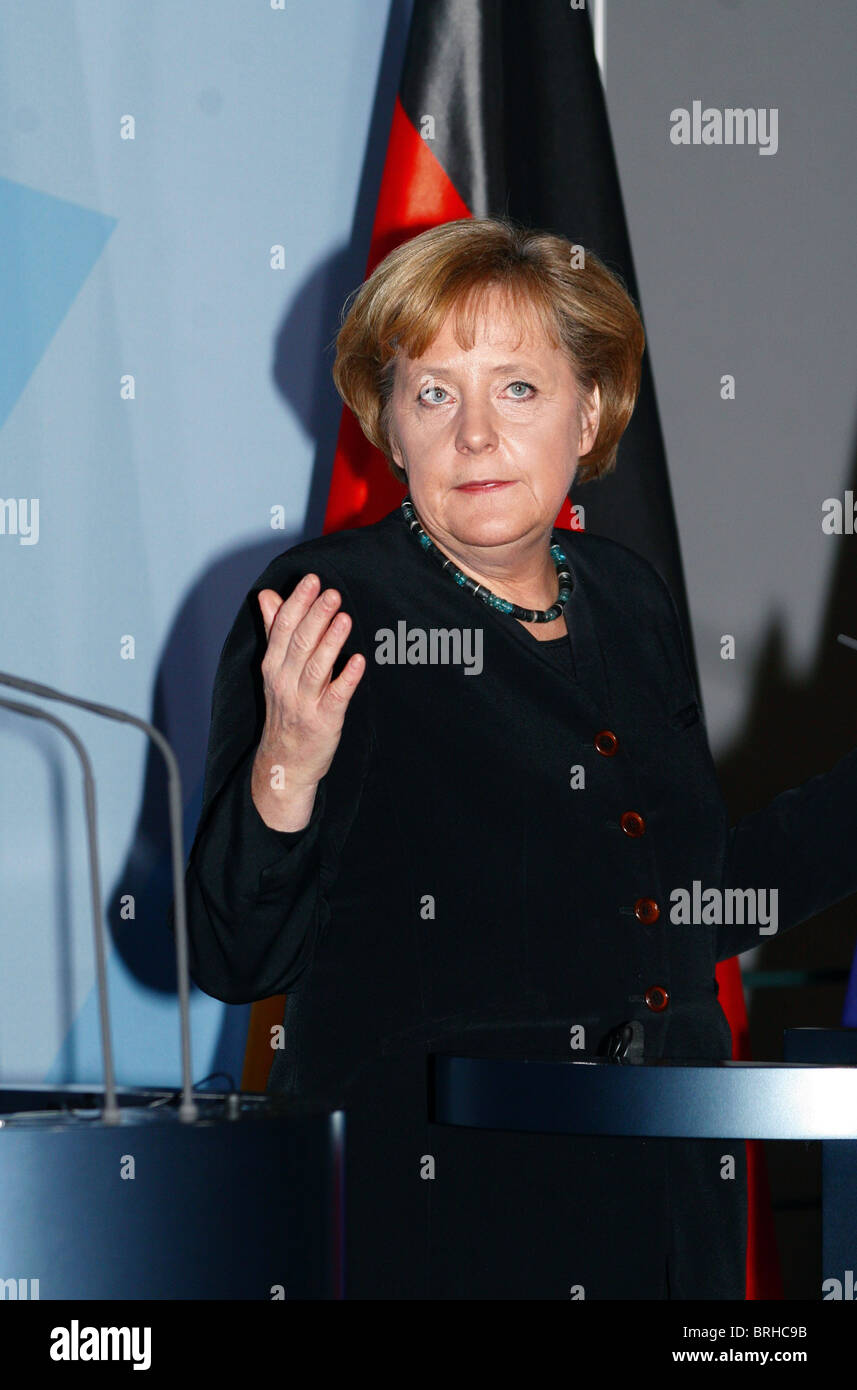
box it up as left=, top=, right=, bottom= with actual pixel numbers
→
left=250, top=748, right=320, bottom=832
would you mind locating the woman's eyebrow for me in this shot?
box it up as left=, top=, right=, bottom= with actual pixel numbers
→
left=411, top=360, right=542, bottom=375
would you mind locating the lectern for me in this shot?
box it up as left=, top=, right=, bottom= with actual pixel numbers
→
left=0, top=1084, right=344, bottom=1299
left=429, top=1027, right=857, bottom=1298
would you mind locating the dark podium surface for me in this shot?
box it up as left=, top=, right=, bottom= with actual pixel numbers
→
left=430, top=1056, right=857, bottom=1137
left=429, top=1028, right=857, bottom=1298
left=0, top=1085, right=344, bottom=1300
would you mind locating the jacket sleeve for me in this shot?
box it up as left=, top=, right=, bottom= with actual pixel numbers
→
left=171, top=547, right=370, bottom=1004
left=716, top=742, right=857, bottom=961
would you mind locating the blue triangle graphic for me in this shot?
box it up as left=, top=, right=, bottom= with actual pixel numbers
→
left=0, top=177, right=117, bottom=430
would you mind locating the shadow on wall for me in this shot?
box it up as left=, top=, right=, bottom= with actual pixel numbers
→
left=714, top=421, right=857, bottom=1299
left=101, top=0, right=413, bottom=1088
left=714, top=420, right=857, bottom=1032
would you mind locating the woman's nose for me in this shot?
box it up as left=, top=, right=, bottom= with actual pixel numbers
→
left=455, top=398, right=499, bottom=453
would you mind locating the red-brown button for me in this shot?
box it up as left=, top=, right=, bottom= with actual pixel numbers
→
left=645, top=985, right=669, bottom=1012
left=621, top=811, right=646, bottom=837
left=634, top=897, right=660, bottom=925
left=594, top=729, right=618, bottom=756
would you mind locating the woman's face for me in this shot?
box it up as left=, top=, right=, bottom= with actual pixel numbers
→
left=388, top=289, right=600, bottom=555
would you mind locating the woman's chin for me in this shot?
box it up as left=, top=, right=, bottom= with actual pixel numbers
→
left=442, top=497, right=546, bottom=547
left=448, top=521, right=535, bottom=550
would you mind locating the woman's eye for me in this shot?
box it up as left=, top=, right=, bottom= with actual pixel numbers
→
left=507, top=380, right=536, bottom=398
left=418, top=385, right=450, bottom=404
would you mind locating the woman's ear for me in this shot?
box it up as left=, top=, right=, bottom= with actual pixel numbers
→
left=578, top=382, right=601, bottom=456
left=389, top=426, right=406, bottom=477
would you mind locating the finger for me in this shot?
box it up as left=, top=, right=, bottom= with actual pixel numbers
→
left=297, top=610, right=354, bottom=699
left=280, top=587, right=344, bottom=680
left=261, top=574, right=321, bottom=663
left=320, top=652, right=366, bottom=715
left=257, top=589, right=283, bottom=641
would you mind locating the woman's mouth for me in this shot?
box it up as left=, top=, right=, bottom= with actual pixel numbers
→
left=454, top=480, right=516, bottom=492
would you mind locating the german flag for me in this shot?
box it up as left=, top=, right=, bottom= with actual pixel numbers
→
left=242, top=0, right=781, bottom=1300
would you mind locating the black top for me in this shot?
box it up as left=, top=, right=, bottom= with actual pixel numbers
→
left=533, top=631, right=575, bottom=675
left=179, top=506, right=857, bottom=1299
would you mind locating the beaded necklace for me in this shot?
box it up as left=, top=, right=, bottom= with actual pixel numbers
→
left=400, top=495, right=573, bottom=623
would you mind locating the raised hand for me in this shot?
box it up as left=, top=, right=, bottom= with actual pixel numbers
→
left=250, top=574, right=365, bottom=831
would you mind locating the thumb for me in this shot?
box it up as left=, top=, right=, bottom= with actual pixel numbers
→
left=257, top=588, right=282, bottom=640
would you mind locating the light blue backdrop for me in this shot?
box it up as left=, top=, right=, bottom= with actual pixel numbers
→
left=0, top=0, right=412, bottom=1089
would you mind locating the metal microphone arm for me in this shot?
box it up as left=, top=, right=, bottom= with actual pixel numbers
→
left=0, top=696, right=120, bottom=1123
left=0, top=671, right=198, bottom=1122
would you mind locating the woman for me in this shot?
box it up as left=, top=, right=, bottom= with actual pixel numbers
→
left=182, top=217, right=857, bottom=1299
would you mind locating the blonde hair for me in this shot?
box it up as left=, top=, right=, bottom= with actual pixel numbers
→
left=331, top=217, right=645, bottom=486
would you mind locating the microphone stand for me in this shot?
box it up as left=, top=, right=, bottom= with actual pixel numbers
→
left=0, top=696, right=121, bottom=1123
left=0, top=671, right=198, bottom=1122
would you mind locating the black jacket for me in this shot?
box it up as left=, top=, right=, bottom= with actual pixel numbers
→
left=181, top=506, right=857, bottom=1299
